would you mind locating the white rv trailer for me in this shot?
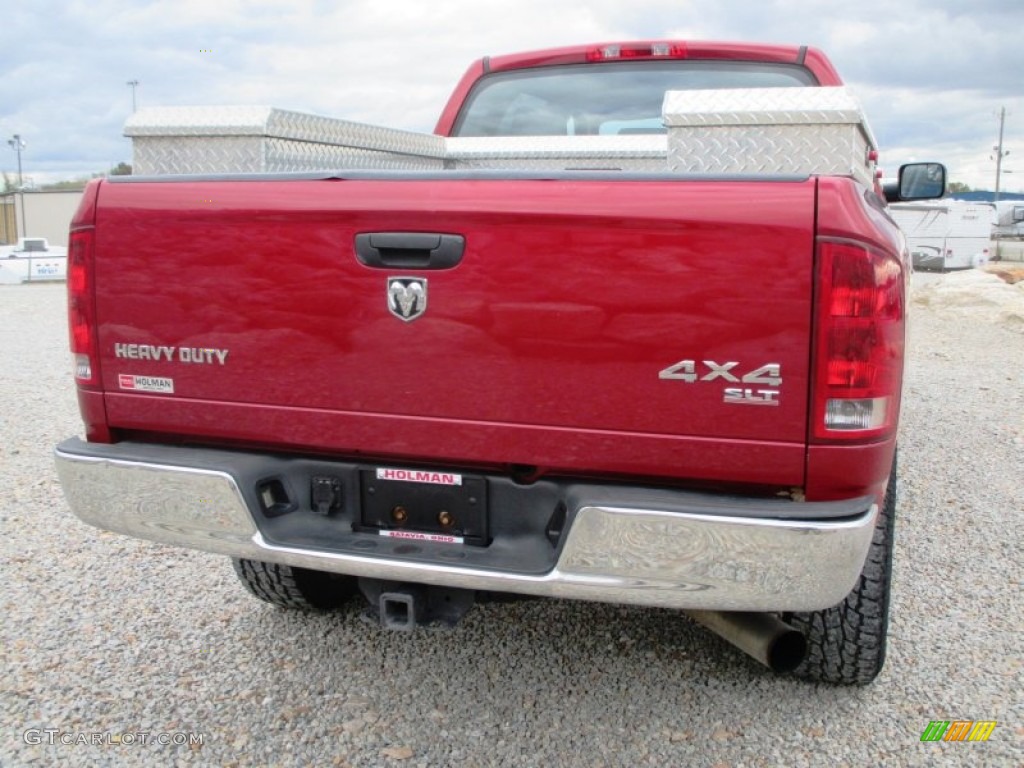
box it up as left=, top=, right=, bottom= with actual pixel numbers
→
left=993, top=201, right=1024, bottom=238
left=889, top=200, right=995, bottom=271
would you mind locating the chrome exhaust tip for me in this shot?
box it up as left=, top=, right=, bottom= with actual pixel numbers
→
left=685, top=610, right=807, bottom=673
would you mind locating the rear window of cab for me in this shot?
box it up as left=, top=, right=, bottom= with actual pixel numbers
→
left=453, top=61, right=817, bottom=137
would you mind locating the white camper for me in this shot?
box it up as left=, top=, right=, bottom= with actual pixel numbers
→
left=993, top=201, right=1024, bottom=238
left=889, top=201, right=995, bottom=271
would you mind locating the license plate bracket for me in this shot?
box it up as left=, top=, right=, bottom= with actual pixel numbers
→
left=356, top=467, right=488, bottom=546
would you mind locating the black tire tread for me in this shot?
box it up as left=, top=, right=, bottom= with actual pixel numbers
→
left=786, top=452, right=897, bottom=685
left=231, top=558, right=354, bottom=611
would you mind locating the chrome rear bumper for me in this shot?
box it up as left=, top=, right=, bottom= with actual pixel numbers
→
left=55, top=440, right=877, bottom=612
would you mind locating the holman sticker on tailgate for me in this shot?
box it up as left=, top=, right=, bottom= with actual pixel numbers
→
left=376, top=467, right=462, bottom=486
left=118, top=374, right=175, bottom=394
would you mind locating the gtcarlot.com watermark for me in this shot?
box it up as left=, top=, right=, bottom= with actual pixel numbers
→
left=24, top=729, right=205, bottom=747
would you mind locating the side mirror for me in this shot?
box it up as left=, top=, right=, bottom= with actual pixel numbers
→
left=889, top=162, right=946, bottom=202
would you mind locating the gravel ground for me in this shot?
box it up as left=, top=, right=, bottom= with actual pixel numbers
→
left=1, top=279, right=1021, bottom=768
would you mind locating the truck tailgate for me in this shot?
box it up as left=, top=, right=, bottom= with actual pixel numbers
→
left=94, top=176, right=816, bottom=484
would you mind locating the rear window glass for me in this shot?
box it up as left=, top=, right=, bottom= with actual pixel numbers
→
left=453, top=61, right=816, bottom=137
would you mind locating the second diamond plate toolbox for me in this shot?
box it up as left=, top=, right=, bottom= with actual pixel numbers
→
left=662, top=87, right=878, bottom=185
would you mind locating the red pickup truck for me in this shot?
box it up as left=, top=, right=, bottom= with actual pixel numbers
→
left=56, top=41, right=944, bottom=684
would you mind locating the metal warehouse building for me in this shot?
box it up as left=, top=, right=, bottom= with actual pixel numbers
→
left=0, top=190, right=83, bottom=247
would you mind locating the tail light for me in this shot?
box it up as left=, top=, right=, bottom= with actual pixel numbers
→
left=68, top=228, right=100, bottom=387
left=811, top=239, right=905, bottom=442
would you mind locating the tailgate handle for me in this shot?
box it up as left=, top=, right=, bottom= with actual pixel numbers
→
left=355, top=233, right=464, bottom=269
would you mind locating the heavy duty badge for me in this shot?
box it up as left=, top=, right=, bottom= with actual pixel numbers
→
left=387, top=277, right=427, bottom=322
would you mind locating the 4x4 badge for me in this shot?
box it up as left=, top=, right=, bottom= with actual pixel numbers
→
left=387, top=277, right=427, bottom=322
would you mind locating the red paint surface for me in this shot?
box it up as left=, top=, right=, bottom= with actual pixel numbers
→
left=91, top=177, right=819, bottom=484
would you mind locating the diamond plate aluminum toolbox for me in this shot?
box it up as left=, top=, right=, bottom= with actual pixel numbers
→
left=125, top=106, right=447, bottom=175
left=126, top=106, right=669, bottom=174
left=444, top=136, right=668, bottom=172
left=662, top=86, right=878, bottom=185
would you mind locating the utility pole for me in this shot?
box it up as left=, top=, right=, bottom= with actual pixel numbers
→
left=127, top=79, right=140, bottom=112
left=6, top=134, right=27, bottom=237
left=993, top=106, right=1009, bottom=203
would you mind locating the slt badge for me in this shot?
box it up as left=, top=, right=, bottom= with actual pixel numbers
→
left=387, top=277, right=427, bottom=322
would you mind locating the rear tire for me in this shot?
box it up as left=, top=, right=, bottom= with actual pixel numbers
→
left=786, top=451, right=897, bottom=684
left=232, top=558, right=357, bottom=611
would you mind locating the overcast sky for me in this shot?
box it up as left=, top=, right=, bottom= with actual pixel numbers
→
left=2, top=0, right=1022, bottom=191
